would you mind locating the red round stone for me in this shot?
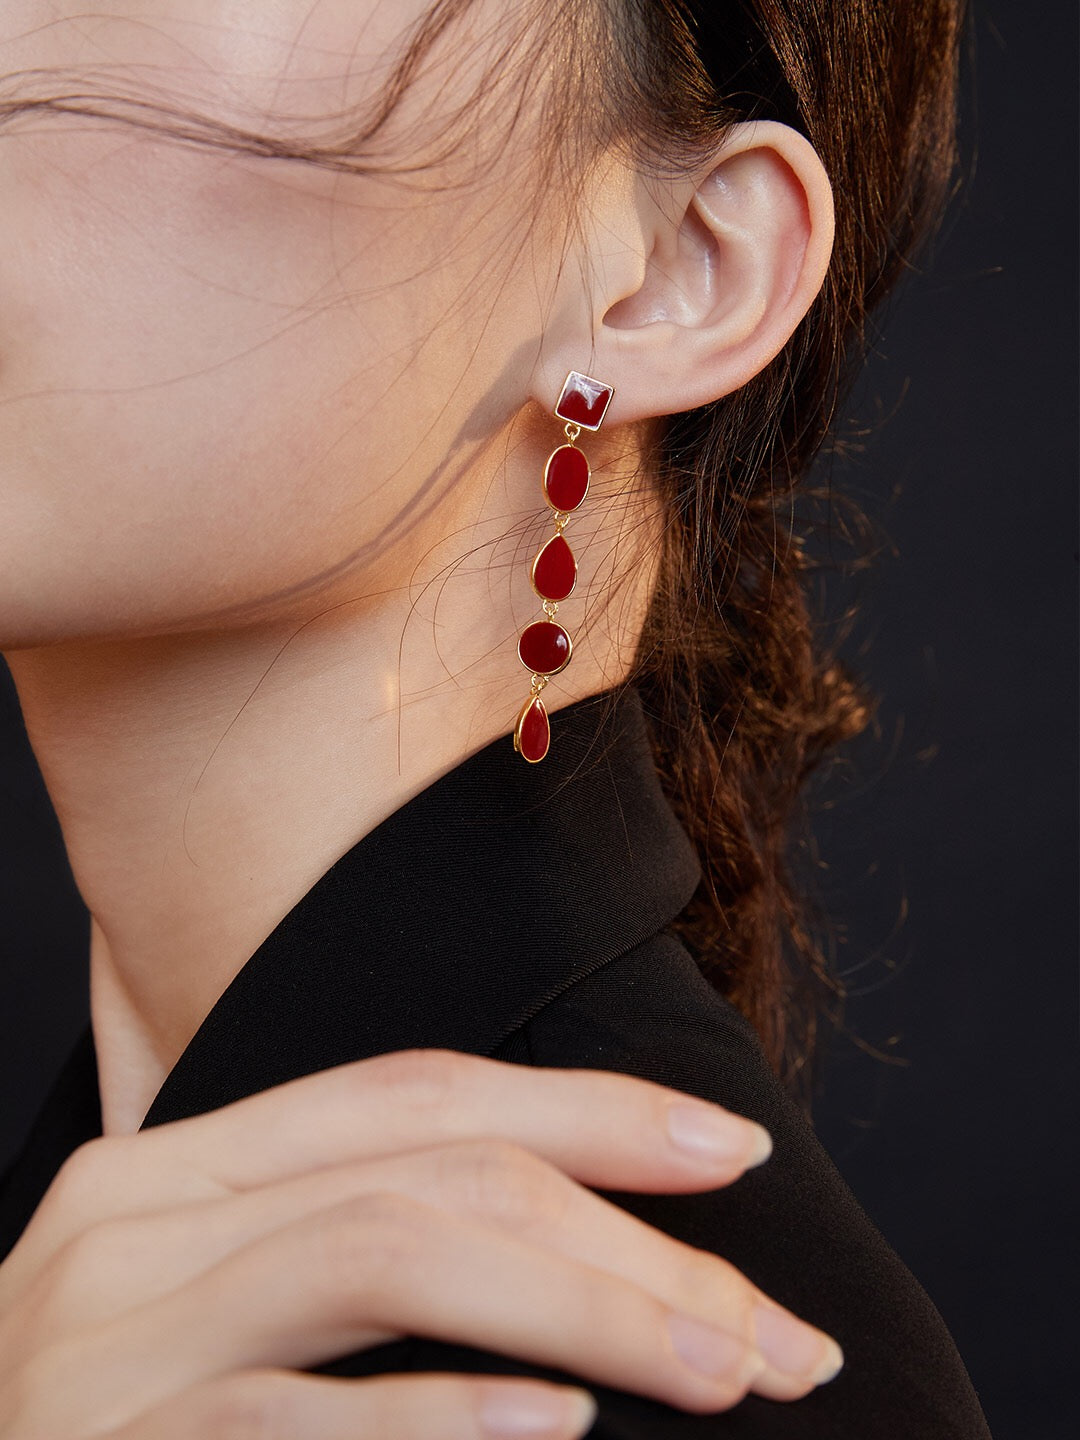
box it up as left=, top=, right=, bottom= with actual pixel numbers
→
left=518, top=620, right=572, bottom=675
left=531, top=534, right=577, bottom=602
left=515, top=695, right=550, bottom=762
left=543, top=446, right=589, bottom=512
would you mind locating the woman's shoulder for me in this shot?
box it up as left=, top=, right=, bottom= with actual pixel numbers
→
left=490, top=931, right=994, bottom=1439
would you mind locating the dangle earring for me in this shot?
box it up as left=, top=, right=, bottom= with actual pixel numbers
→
left=513, top=370, right=614, bottom=763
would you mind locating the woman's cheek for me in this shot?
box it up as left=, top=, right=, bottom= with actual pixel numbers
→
left=0, top=139, right=428, bottom=637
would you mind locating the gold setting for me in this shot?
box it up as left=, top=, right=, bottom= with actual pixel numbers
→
left=529, top=534, right=577, bottom=603
left=542, top=447, right=591, bottom=513
left=513, top=372, right=614, bottom=762
left=513, top=687, right=550, bottom=763
left=516, top=622, right=573, bottom=676
left=554, top=371, right=613, bottom=431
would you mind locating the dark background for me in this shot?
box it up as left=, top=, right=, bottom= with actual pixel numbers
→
left=0, top=4, right=1075, bottom=1438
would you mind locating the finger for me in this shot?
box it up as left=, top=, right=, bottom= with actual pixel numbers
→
left=27, top=1138, right=837, bottom=1401
left=56, top=1190, right=769, bottom=1426
left=104, top=1371, right=599, bottom=1440
left=8, top=1051, right=771, bottom=1298
left=147, top=1048, right=773, bottom=1194
left=6, top=1052, right=769, bottom=1295
left=0, top=1135, right=224, bottom=1308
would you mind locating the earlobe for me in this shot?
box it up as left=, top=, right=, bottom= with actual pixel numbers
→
left=559, top=120, right=834, bottom=426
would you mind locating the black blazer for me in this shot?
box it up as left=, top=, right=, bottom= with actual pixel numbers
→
left=0, top=685, right=992, bottom=1437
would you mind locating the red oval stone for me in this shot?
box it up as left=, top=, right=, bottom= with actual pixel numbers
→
left=514, top=695, right=550, bottom=762
left=518, top=620, right=572, bottom=675
left=543, top=446, right=589, bottom=512
left=531, top=534, right=577, bottom=602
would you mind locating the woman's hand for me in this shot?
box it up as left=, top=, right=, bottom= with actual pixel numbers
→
left=0, top=1049, right=843, bottom=1438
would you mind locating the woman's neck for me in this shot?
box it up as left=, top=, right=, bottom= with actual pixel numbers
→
left=8, top=612, right=499, bottom=1132
left=6, top=460, right=656, bottom=1134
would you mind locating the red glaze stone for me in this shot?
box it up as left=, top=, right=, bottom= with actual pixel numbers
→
left=543, top=446, right=590, bottom=512
left=531, top=534, right=577, bottom=602
left=555, top=372, right=614, bottom=430
left=514, top=694, right=550, bottom=762
left=518, top=620, right=572, bottom=675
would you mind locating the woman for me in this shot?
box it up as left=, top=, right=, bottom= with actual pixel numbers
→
left=0, top=1, right=993, bottom=1436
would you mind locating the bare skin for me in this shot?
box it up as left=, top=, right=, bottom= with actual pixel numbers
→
left=0, top=1050, right=845, bottom=1438
left=0, top=1, right=839, bottom=1432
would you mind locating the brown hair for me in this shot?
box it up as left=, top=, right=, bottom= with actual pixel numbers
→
left=597, top=0, right=968, bottom=1110
left=1, top=0, right=967, bottom=1113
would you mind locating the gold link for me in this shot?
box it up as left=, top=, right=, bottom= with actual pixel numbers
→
left=564, top=422, right=581, bottom=445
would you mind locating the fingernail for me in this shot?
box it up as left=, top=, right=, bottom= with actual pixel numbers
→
left=667, top=1312, right=761, bottom=1383
left=479, top=1383, right=598, bottom=1437
left=753, top=1304, right=845, bottom=1383
left=666, top=1103, right=772, bottom=1167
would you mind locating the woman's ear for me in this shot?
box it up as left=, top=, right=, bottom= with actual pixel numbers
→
left=534, top=120, right=834, bottom=425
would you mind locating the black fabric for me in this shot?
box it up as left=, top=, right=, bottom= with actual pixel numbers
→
left=0, top=684, right=992, bottom=1436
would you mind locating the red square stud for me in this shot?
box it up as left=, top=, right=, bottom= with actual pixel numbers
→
left=554, top=371, right=614, bottom=431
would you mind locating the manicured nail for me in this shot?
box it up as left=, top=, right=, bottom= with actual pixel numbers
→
left=753, top=1304, right=845, bottom=1383
left=667, top=1312, right=762, bottom=1383
left=666, top=1102, right=772, bottom=1167
left=479, top=1383, right=598, bottom=1437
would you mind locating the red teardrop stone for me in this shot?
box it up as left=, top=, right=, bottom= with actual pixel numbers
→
left=531, top=534, right=577, bottom=602
left=518, top=620, right=572, bottom=675
left=543, top=446, right=590, bottom=512
left=555, top=372, right=614, bottom=430
left=514, top=695, right=550, bottom=762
